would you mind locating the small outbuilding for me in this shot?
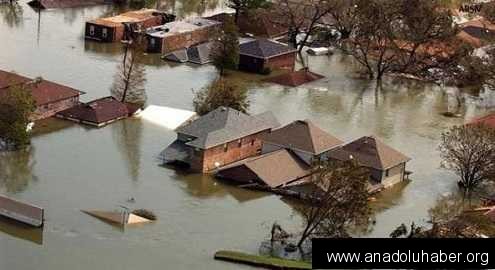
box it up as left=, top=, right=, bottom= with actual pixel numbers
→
left=56, top=96, right=141, bottom=127
left=85, top=9, right=174, bottom=42
left=238, top=39, right=297, bottom=73
left=145, top=18, right=221, bottom=54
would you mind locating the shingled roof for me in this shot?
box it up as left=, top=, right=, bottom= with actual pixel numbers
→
left=0, top=70, right=83, bottom=106
left=342, top=136, right=410, bottom=170
left=239, top=39, right=296, bottom=59
left=217, top=149, right=312, bottom=188
left=262, top=120, right=343, bottom=155
left=176, top=107, right=280, bottom=149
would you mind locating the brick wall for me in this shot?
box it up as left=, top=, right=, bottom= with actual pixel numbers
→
left=191, top=130, right=269, bottom=173
left=265, top=52, right=296, bottom=71
left=32, top=96, right=79, bottom=121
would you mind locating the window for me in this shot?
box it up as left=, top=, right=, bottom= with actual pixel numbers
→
left=251, top=139, right=255, bottom=146
left=89, top=25, right=95, bottom=36
left=150, top=38, right=155, bottom=46
left=223, top=143, right=228, bottom=152
left=385, top=169, right=390, bottom=177
left=238, top=139, right=242, bottom=147
left=102, top=28, right=108, bottom=38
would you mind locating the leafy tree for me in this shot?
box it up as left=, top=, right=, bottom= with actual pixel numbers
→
left=193, top=78, right=249, bottom=116
left=296, top=159, right=371, bottom=247
left=111, top=40, right=147, bottom=106
left=210, top=17, right=240, bottom=75
left=226, top=0, right=269, bottom=23
left=439, top=124, right=495, bottom=191
left=0, top=83, right=36, bottom=149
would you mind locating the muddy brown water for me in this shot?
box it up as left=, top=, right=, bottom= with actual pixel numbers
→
left=0, top=1, right=493, bottom=269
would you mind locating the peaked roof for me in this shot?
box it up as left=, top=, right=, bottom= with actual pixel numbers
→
left=176, top=107, right=280, bottom=149
left=0, top=70, right=83, bottom=106
left=57, top=96, right=138, bottom=125
left=263, top=120, right=343, bottom=155
left=218, top=149, right=312, bottom=188
left=264, top=69, right=324, bottom=87
left=342, top=136, right=410, bottom=170
left=187, top=42, right=213, bottom=64
left=239, top=39, right=296, bottom=59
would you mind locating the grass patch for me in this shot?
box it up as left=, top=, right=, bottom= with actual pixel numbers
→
left=214, top=250, right=311, bottom=270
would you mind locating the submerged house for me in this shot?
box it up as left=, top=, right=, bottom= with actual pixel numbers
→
left=145, top=18, right=221, bottom=54
left=56, top=96, right=141, bottom=127
left=458, top=18, right=495, bottom=48
left=239, top=39, right=297, bottom=73
left=161, top=106, right=279, bottom=173
left=85, top=9, right=173, bottom=42
left=336, top=136, right=411, bottom=188
left=0, top=70, right=83, bottom=121
left=163, top=41, right=214, bottom=65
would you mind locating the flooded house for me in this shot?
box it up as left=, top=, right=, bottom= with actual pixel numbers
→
left=160, top=106, right=280, bottom=173
left=458, top=18, right=495, bottom=48
left=0, top=70, right=83, bottom=121
left=336, top=136, right=411, bottom=189
left=163, top=41, right=214, bottom=65
left=56, top=96, right=141, bottom=127
left=145, top=18, right=221, bottom=54
left=238, top=39, right=297, bottom=73
left=216, top=120, right=342, bottom=188
left=85, top=9, right=174, bottom=43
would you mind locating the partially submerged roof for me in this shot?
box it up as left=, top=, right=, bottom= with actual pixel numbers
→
left=342, top=136, right=410, bottom=171
left=217, top=149, right=312, bottom=188
left=458, top=18, right=495, bottom=48
left=163, top=42, right=213, bottom=65
left=0, top=70, right=83, bottom=106
left=470, top=112, right=495, bottom=129
left=57, top=96, right=138, bottom=126
left=263, top=120, right=343, bottom=155
left=146, top=17, right=220, bottom=38
left=176, top=107, right=280, bottom=149
left=28, top=0, right=110, bottom=9
left=160, top=140, right=190, bottom=163
left=239, top=39, right=296, bottom=59
left=90, top=9, right=161, bottom=27
left=263, top=69, right=324, bottom=87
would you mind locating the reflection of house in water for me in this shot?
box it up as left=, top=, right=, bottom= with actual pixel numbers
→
left=0, top=216, right=43, bottom=245
left=160, top=106, right=280, bottom=173
left=85, top=9, right=174, bottom=43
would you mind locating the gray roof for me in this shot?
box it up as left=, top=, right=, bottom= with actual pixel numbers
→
left=163, top=49, right=188, bottom=63
left=239, top=39, right=296, bottom=59
left=160, top=140, right=190, bottom=163
left=187, top=42, right=213, bottom=64
left=176, top=107, right=280, bottom=149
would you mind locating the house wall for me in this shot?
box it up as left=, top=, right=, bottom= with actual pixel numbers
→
left=216, top=165, right=260, bottom=184
left=32, top=96, right=80, bottom=121
left=238, top=55, right=265, bottom=73
left=381, top=163, right=406, bottom=188
left=191, top=130, right=269, bottom=173
left=156, top=24, right=219, bottom=54
left=265, top=52, right=296, bottom=71
left=85, top=23, right=115, bottom=42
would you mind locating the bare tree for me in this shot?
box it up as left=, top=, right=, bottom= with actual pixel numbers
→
left=296, top=159, right=371, bottom=247
left=439, top=124, right=495, bottom=191
left=111, top=41, right=147, bottom=106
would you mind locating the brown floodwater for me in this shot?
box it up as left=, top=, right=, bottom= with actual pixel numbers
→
left=0, top=1, right=493, bottom=269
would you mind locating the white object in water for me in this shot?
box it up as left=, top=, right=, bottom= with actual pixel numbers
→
left=137, top=105, right=196, bottom=130
left=26, top=122, right=35, bottom=132
left=307, top=47, right=332, bottom=56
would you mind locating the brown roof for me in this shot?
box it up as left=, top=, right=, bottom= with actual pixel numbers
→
left=0, top=70, right=82, bottom=106
left=264, top=69, right=324, bottom=87
left=28, top=0, right=108, bottom=9
left=0, top=195, right=44, bottom=227
left=218, top=149, right=312, bottom=188
left=263, top=120, right=343, bottom=155
left=57, top=96, right=137, bottom=125
left=342, top=136, right=410, bottom=170
left=470, top=113, right=495, bottom=129
left=458, top=18, right=495, bottom=48
left=90, top=9, right=160, bottom=27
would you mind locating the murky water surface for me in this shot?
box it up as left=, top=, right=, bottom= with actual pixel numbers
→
left=0, top=1, right=493, bottom=269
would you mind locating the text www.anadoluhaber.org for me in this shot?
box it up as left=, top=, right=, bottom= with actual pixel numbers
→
left=326, top=250, right=489, bottom=266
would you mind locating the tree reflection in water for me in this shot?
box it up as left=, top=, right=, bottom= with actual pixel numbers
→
left=112, top=119, right=143, bottom=182
left=0, top=147, right=37, bottom=193
left=0, top=1, right=23, bottom=28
